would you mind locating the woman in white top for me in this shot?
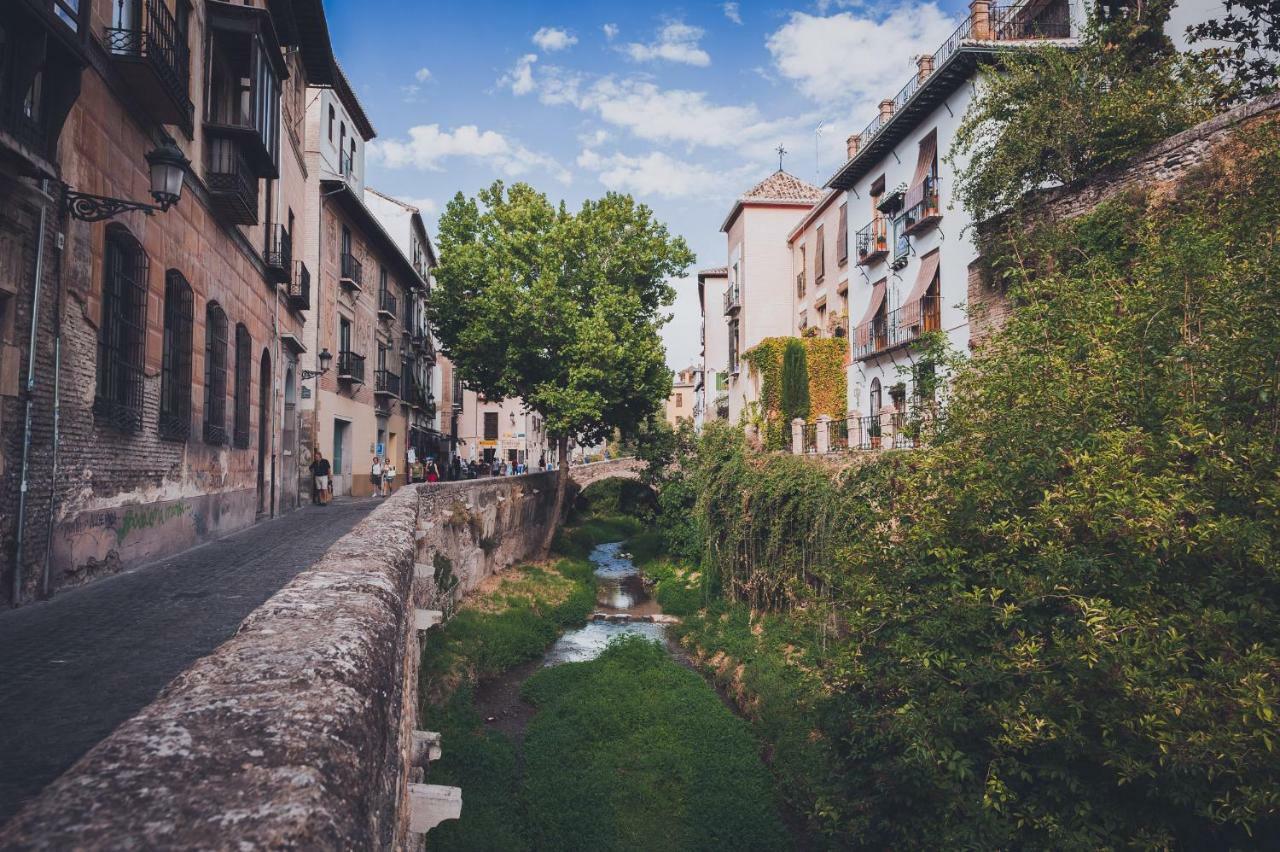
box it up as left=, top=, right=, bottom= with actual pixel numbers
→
left=371, top=456, right=384, bottom=497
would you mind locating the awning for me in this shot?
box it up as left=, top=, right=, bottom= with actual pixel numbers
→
left=898, top=250, right=940, bottom=328
left=904, top=130, right=938, bottom=209
left=855, top=279, right=887, bottom=346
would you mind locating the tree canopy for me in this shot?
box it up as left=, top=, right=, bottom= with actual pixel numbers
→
left=430, top=181, right=694, bottom=457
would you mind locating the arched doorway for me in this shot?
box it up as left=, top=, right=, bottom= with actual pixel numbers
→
left=283, top=366, right=297, bottom=508
left=257, top=349, right=271, bottom=515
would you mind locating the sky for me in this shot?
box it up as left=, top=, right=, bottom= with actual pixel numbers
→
left=326, top=0, right=1221, bottom=371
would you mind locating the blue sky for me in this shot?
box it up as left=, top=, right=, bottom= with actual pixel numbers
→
left=327, top=0, right=986, bottom=368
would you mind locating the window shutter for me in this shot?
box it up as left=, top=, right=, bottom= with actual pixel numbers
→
left=837, top=203, right=849, bottom=265
left=815, top=224, right=825, bottom=282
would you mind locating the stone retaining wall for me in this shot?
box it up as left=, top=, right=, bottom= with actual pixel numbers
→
left=970, top=93, right=1280, bottom=348
left=0, top=467, right=595, bottom=850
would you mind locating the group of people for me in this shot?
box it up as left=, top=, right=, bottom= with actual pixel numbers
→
left=308, top=448, right=566, bottom=504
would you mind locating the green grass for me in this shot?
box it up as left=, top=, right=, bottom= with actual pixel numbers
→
left=520, top=636, right=791, bottom=851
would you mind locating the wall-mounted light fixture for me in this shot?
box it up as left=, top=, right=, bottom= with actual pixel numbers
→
left=64, top=136, right=190, bottom=222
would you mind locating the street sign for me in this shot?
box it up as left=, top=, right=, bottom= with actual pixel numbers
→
left=375, top=442, right=385, bottom=456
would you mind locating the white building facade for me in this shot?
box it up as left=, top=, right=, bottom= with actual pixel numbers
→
left=827, top=0, right=1080, bottom=447
left=695, top=267, right=729, bottom=428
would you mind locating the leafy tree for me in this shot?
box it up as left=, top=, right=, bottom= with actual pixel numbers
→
left=950, top=22, right=1213, bottom=221
left=1188, top=0, right=1280, bottom=104
left=779, top=338, right=810, bottom=424
left=431, top=181, right=693, bottom=545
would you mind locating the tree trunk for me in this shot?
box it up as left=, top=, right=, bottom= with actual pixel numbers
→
left=541, top=436, right=570, bottom=556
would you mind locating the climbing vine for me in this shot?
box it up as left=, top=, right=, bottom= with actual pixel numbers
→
left=743, top=336, right=848, bottom=449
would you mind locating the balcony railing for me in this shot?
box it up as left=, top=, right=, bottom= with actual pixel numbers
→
left=374, top=368, right=401, bottom=398
left=856, top=218, right=889, bottom=265
left=851, top=297, right=942, bottom=360
left=288, top=260, right=310, bottom=312
left=340, top=252, right=363, bottom=289
left=104, top=0, right=191, bottom=126
left=723, top=285, right=741, bottom=315
left=904, top=175, right=942, bottom=235
left=340, top=150, right=354, bottom=178
left=206, top=138, right=258, bottom=225
left=795, top=271, right=806, bottom=298
left=378, top=288, right=397, bottom=321
left=990, top=5, right=1072, bottom=41
left=264, top=225, right=292, bottom=284
left=337, top=350, right=365, bottom=383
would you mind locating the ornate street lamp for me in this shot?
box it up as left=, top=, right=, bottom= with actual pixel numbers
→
left=302, top=348, right=333, bottom=380
left=64, top=136, right=190, bottom=222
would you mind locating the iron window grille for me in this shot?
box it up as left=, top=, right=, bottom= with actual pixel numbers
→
left=94, top=226, right=148, bottom=433
left=233, top=323, right=251, bottom=448
left=159, top=270, right=193, bottom=440
left=204, top=303, right=228, bottom=445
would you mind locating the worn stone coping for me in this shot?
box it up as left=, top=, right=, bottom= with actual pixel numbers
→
left=0, top=487, right=420, bottom=850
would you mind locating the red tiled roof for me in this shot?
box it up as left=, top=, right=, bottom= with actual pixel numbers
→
left=741, top=170, right=823, bottom=204
left=698, top=266, right=729, bottom=277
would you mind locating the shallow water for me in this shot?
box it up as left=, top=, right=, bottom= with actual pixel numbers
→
left=542, top=542, right=667, bottom=665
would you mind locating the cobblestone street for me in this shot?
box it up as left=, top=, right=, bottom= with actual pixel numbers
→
left=0, top=498, right=381, bottom=825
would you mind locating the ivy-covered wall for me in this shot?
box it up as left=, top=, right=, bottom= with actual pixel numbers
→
left=742, top=336, right=848, bottom=449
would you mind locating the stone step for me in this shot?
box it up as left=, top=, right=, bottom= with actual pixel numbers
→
left=408, top=784, right=462, bottom=834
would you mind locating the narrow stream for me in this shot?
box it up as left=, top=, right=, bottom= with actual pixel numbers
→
left=542, top=542, right=670, bottom=665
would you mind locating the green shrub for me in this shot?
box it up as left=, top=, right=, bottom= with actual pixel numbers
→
left=520, top=637, right=790, bottom=850
left=577, top=477, right=657, bottom=520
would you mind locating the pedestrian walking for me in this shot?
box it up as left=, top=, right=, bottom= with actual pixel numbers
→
left=371, top=455, right=384, bottom=497
left=426, top=457, right=440, bottom=483
left=383, top=458, right=396, bottom=493
left=310, top=449, right=332, bottom=505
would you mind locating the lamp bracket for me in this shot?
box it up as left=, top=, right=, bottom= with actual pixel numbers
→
left=64, top=190, right=167, bottom=223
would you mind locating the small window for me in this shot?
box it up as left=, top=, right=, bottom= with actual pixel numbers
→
left=483, top=411, right=499, bottom=441
left=837, top=203, right=849, bottom=266
left=675, top=392, right=683, bottom=407
left=327, top=104, right=335, bottom=141
left=159, top=271, right=194, bottom=441
left=815, top=224, right=826, bottom=284
left=338, top=122, right=346, bottom=173
left=204, top=302, right=228, bottom=444
left=95, top=225, right=148, bottom=432
left=349, top=139, right=357, bottom=177
left=233, top=323, right=251, bottom=448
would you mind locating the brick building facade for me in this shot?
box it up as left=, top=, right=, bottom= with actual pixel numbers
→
left=0, top=0, right=342, bottom=606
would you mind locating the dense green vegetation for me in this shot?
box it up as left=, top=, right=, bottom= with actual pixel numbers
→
left=420, top=484, right=785, bottom=850
left=520, top=637, right=788, bottom=850
left=655, top=117, right=1280, bottom=848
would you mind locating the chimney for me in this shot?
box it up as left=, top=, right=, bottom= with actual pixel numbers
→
left=878, top=99, right=895, bottom=123
left=969, top=0, right=992, bottom=40
left=917, top=53, right=934, bottom=82
left=846, top=134, right=860, bottom=160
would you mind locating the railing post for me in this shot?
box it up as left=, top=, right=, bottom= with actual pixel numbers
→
left=816, top=415, right=831, bottom=454
left=791, top=418, right=804, bottom=456
left=917, top=53, right=934, bottom=81
left=878, top=98, right=895, bottom=123
left=970, top=0, right=992, bottom=40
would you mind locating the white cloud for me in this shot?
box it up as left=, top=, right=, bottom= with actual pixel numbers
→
left=415, top=67, right=432, bottom=82
left=400, top=84, right=421, bottom=102
left=532, top=26, right=577, bottom=52
left=576, top=149, right=726, bottom=199
left=723, top=3, right=742, bottom=25
left=498, top=53, right=538, bottom=96
left=602, top=23, right=619, bottom=41
left=369, top=124, right=571, bottom=184
left=624, top=21, right=711, bottom=67
left=767, top=5, right=956, bottom=111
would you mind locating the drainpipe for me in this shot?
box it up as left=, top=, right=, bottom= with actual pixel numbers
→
left=12, top=194, right=49, bottom=606
left=271, top=279, right=279, bottom=518
left=40, top=195, right=68, bottom=598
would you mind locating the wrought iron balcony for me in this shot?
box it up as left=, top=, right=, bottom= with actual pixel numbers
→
left=723, top=284, right=741, bottom=315
left=288, top=260, right=310, bottom=312
left=378, top=288, right=397, bottom=321
left=374, top=368, right=401, bottom=398
left=340, top=252, right=363, bottom=289
left=903, top=175, right=942, bottom=235
left=337, top=350, right=365, bottom=383
left=104, top=0, right=192, bottom=127
left=264, top=224, right=292, bottom=284
left=856, top=218, right=889, bottom=265
left=851, top=297, right=941, bottom=360
left=206, top=137, right=258, bottom=225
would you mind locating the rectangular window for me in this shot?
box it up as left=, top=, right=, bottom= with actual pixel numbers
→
left=728, top=318, right=740, bottom=373
left=837, top=203, right=848, bottom=265
left=483, top=411, right=499, bottom=441
left=159, top=271, right=194, bottom=441
left=94, top=228, right=148, bottom=432
left=815, top=224, right=826, bottom=284
left=233, top=323, right=251, bottom=448
left=204, top=304, right=228, bottom=444
left=339, top=316, right=352, bottom=353
left=675, top=393, right=683, bottom=407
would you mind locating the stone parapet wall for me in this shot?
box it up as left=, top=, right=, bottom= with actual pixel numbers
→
left=0, top=468, right=588, bottom=850
left=970, top=93, right=1280, bottom=348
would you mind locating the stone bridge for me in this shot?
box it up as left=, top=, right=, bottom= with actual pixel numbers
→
left=0, top=467, right=643, bottom=850
left=567, top=457, right=646, bottom=489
